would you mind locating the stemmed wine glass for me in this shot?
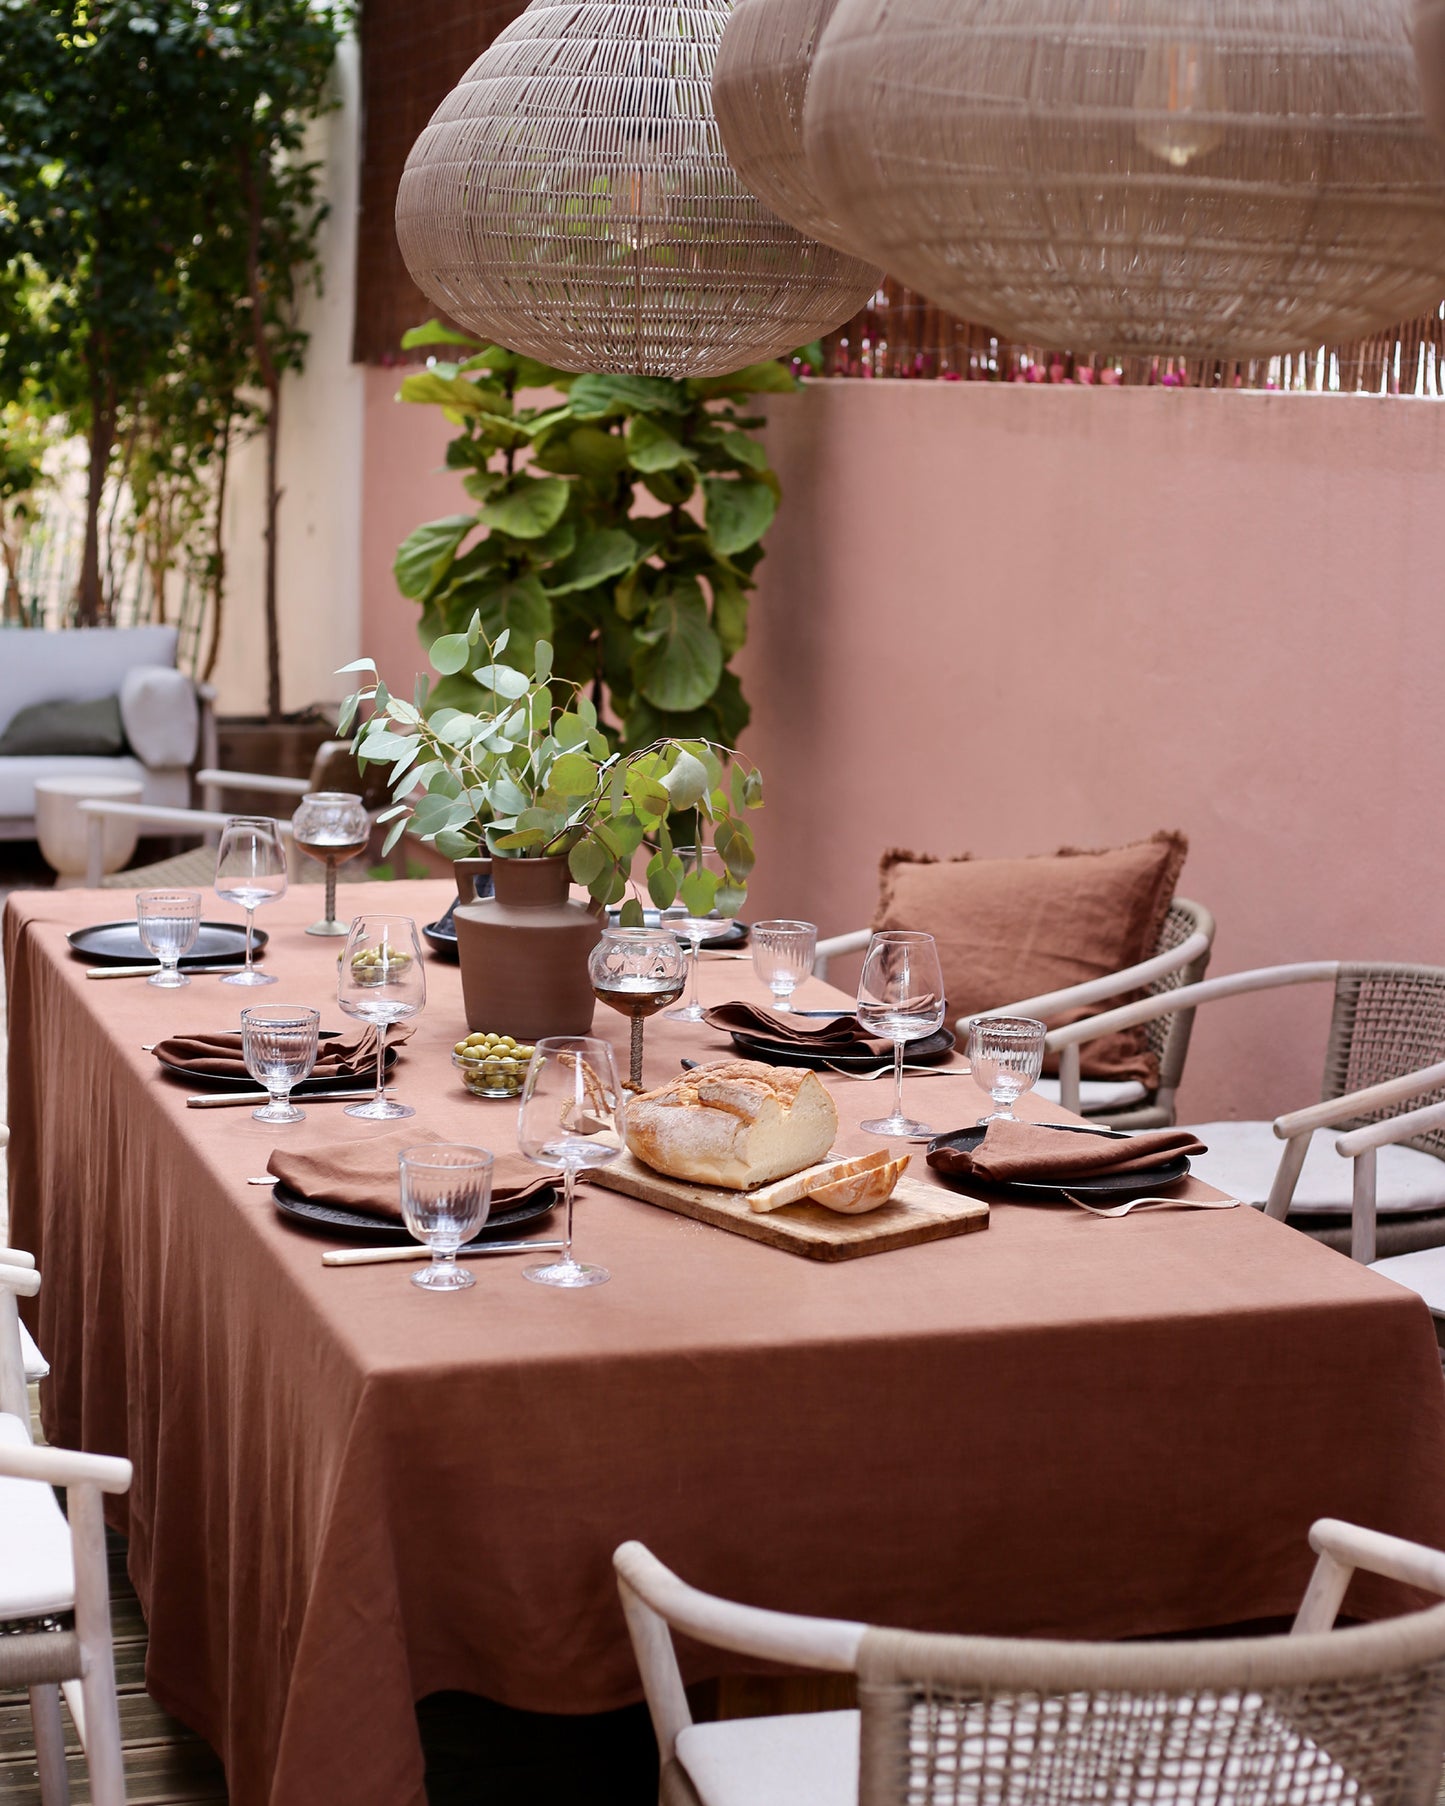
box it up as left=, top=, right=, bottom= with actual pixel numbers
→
left=661, top=845, right=725, bottom=1022
left=291, top=792, right=370, bottom=938
left=240, top=1005, right=320, bottom=1124
left=136, top=889, right=201, bottom=987
left=588, top=927, right=686, bottom=1090
left=968, top=1016, right=1048, bottom=1124
left=750, top=920, right=818, bottom=1013
left=517, top=1037, right=624, bottom=1288
left=856, top=930, right=947, bottom=1140
left=398, top=1145, right=494, bottom=1292
left=214, top=816, right=288, bottom=987
left=337, top=915, right=425, bottom=1121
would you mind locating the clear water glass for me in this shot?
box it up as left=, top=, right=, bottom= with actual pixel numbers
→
left=517, top=1037, right=624, bottom=1289
left=337, top=915, right=425, bottom=1121
left=588, top=927, right=686, bottom=1089
left=750, top=919, right=818, bottom=1013
left=215, top=816, right=288, bottom=986
left=856, top=930, right=947, bottom=1140
left=240, top=1005, right=320, bottom=1125
left=968, top=1016, right=1048, bottom=1123
left=661, top=846, right=726, bottom=1022
left=136, top=889, right=202, bottom=987
left=399, top=1144, right=494, bottom=1292
left=291, top=791, right=369, bottom=938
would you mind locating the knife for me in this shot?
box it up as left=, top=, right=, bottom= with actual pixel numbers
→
left=186, top=1088, right=389, bottom=1108
left=323, top=1241, right=565, bottom=1266
left=89, top=964, right=247, bottom=980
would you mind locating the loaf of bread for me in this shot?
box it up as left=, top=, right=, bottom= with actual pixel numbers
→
left=625, top=1060, right=839, bottom=1190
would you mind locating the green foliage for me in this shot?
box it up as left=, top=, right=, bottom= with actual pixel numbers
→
left=340, top=622, right=764, bottom=919
left=393, top=323, right=796, bottom=750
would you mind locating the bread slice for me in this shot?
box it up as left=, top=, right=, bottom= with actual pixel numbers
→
left=624, top=1060, right=839, bottom=1190
left=749, top=1147, right=909, bottom=1215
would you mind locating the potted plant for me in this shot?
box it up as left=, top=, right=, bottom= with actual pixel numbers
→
left=339, top=616, right=763, bottom=1037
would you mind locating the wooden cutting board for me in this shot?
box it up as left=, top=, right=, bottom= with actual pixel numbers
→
left=588, top=1151, right=989, bottom=1261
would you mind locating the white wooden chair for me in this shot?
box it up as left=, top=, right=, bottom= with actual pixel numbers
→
left=616, top=1519, right=1445, bottom=1806
left=815, top=899, right=1214, bottom=1129
left=1045, top=961, right=1445, bottom=1263
left=0, top=1259, right=132, bottom=1805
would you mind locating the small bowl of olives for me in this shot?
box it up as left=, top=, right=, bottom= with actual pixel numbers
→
left=452, top=1032, right=536, bottom=1099
left=343, top=947, right=414, bottom=988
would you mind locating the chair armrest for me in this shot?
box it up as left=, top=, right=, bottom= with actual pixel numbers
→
left=0, top=1440, right=131, bottom=1495
left=1293, top=1518, right=1445, bottom=1632
left=960, top=930, right=1212, bottom=1036
left=1273, top=1059, right=1445, bottom=1142
left=197, top=768, right=310, bottom=798
left=1335, top=1097, right=1445, bottom=1159
left=0, top=1263, right=40, bottom=1298
left=79, top=800, right=234, bottom=832
left=812, top=927, right=870, bottom=981
left=1043, top=962, right=1340, bottom=1052
left=0, top=1249, right=34, bottom=1270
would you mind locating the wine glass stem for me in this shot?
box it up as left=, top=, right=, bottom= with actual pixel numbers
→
left=562, top=1165, right=577, bottom=1265
left=244, top=907, right=255, bottom=974
left=324, top=858, right=337, bottom=926
left=686, top=935, right=703, bottom=1012
left=892, top=1039, right=906, bottom=1125
left=374, top=1021, right=388, bottom=1105
left=629, top=1016, right=644, bottom=1089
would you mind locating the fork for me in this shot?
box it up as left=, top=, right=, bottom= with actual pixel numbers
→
left=1067, top=1194, right=1240, bottom=1218
left=822, top=1061, right=970, bottom=1081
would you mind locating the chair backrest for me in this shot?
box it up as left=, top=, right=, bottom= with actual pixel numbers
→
left=854, top=1609, right=1445, bottom=1806
left=1145, top=897, right=1215, bottom=1102
left=1323, top=963, right=1445, bottom=1159
left=0, top=626, right=179, bottom=739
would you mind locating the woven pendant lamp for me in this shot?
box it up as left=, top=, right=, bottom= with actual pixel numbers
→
left=396, top=0, right=880, bottom=377
left=712, top=0, right=881, bottom=265
left=805, top=0, right=1445, bottom=359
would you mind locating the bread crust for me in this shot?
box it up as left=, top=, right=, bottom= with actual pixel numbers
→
left=625, top=1060, right=839, bottom=1190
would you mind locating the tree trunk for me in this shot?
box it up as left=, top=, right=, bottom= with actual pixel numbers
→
left=262, top=376, right=282, bottom=720
left=203, top=421, right=231, bottom=684
left=76, top=376, right=116, bottom=626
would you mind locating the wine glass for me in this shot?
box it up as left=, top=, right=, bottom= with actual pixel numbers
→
left=337, top=915, right=425, bottom=1121
left=856, top=930, right=947, bottom=1140
left=517, top=1036, right=624, bottom=1288
left=968, top=1016, right=1048, bottom=1124
left=398, top=1144, right=494, bottom=1292
left=589, top=927, right=686, bottom=1090
left=750, top=920, right=817, bottom=1013
left=291, top=792, right=370, bottom=938
left=135, top=889, right=202, bottom=987
left=214, top=816, right=288, bottom=986
left=240, top=1005, right=320, bottom=1124
left=661, top=845, right=726, bottom=1022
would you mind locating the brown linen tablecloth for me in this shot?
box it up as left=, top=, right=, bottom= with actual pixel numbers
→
left=9, top=881, right=1445, bottom=1806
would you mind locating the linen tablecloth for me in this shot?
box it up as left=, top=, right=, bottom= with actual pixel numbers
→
left=9, top=881, right=1445, bottom=1806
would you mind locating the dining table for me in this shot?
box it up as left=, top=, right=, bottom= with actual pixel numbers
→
left=7, top=877, right=1445, bottom=1806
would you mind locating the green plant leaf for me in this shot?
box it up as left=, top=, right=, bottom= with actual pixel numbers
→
left=436, top=828, right=477, bottom=861
left=633, top=580, right=724, bottom=712
left=569, top=837, right=608, bottom=887
left=452, top=573, right=555, bottom=650
left=550, top=751, right=599, bottom=797
left=688, top=362, right=798, bottom=399
left=710, top=572, right=750, bottom=656
left=567, top=373, right=689, bottom=418
left=565, top=426, right=632, bottom=481
left=546, top=529, right=639, bottom=596
left=703, top=478, right=777, bottom=557
left=478, top=476, right=570, bottom=540
left=713, top=428, right=769, bottom=472
left=430, top=632, right=472, bottom=676
left=625, top=414, right=688, bottom=473
left=473, top=663, right=530, bottom=699
left=617, top=896, right=646, bottom=927
left=401, top=321, right=482, bottom=351
left=660, top=747, right=710, bottom=810
left=398, top=372, right=507, bottom=414
left=395, top=515, right=476, bottom=600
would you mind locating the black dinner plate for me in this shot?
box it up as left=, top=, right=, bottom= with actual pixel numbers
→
left=424, top=902, right=749, bottom=964
left=157, top=1037, right=399, bottom=1094
left=727, top=1025, right=957, bottom=1071
left=423, top=905, right=461, bottom=963
left=68, top=920, right=269, bottom=967
left=607, top=909, right=749, bottom=950
left=271, top=1182, right=558, bottom=1244
left=926, top=1124, right=1191, bottom=1201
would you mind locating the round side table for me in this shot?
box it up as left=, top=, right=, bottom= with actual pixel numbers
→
left=34, top=775, right=143, bottom=888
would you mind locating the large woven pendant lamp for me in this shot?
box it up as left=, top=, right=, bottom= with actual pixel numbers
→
left=805, top=0, right=1445, bottom=359
left=395, top=0, right=880, bottom=377
left=712, top=0, right=882, bottom=266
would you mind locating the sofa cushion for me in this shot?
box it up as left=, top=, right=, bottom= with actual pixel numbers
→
left=0, top=695, right=125, bottom=758
left=0, top=754, right=170, bottom=824
left=873, top=834, right=1187, bottom=1085
left=120, top=664, right=198, bottom=768
left=0, top=626, right=178, bottom=738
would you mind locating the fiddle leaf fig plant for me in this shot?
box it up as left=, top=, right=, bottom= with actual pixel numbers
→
left=391, top=320, right=796, bottom=749
left=338, top=616, right=763, bottom=923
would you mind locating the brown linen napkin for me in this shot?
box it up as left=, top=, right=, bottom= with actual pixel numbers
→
left=154, top=1022, right=415, bottom=1081
left=702, top=1002, right=894, bottom=1056
left=266, top=1127, right=556, bottom=1223
left=927, top=1119, right=1207, bottom=1185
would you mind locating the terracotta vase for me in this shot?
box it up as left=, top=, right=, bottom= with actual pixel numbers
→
left=452, top=856, right=493, bottom=905
left=453, top=854, right=602, bottom=1038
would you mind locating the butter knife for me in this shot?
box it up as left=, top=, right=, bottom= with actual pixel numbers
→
left=323, top=1241, right=565, bottom=1266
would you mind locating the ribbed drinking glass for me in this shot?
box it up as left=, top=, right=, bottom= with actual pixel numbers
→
left=399, top=1144, right=494, bottom=1291
left=240, top=1005, right=320, bottom=1124
left=968, top=1016, right=1048, bottom=1124
left=750, top=919, right=817, bottom=1013
left=136, top=889, right=202, bottom=987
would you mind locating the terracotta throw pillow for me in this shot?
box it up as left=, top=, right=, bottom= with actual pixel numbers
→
left=873, top=832, right=1188, bottom=1085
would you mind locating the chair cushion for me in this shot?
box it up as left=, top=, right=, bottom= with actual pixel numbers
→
left=0, top=1414, right=74, bottom=1619
left=0, top=754, right=187, bottom=824
left=120, top=664, right=198, bottom=769
left=1371, top=1247, right=1445, bottom=1312
left=0, top=696, right=125, bottom=758
left=874, top=834, right=1186, bottom=1085
left=675, top=1710, right=859, bottom=1806
left=1035, top=1077, right=1149, bottom=1114
left=1187, top=1121, right=1445, bottom=1216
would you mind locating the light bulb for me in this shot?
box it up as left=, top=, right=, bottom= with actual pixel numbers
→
left=1133, top=38, right=1227, bottom=168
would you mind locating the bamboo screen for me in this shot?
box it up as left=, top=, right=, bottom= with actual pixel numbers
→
left=355, top=0, right=1445, bottom=394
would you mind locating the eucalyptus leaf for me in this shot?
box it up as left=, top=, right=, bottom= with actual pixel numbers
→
left=430, top=632, right=472, bottom=676
left=550, top=751, right=599, bottom=797
left=568, top=837, right=608, bottom=887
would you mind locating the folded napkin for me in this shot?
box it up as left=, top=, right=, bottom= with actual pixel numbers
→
left=154, top=1022, right=415, bottom=1081
left=927, top=1119, right=1207, bottom=1186
left=267, top=1127, right=556, bottom=1223
left=702, top=1002, right=894, bottom=1056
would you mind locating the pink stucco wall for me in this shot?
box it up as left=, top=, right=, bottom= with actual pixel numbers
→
left=362, top=369, right=1445, bottom=1121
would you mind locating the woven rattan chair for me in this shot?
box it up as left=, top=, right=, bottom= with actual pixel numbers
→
left=0, top=1255, right=131, bottom=1805
left=815, top=898, right=1214, bottom=1129
left=616, top=1519, right=1445, bottom=1806
left=1047, top=962, right=1445, bottom=1262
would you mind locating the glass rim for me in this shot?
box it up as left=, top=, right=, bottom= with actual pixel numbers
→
left=397, top=1143, right=495, bottom=1171
left=599, top=925, right=682, bottom=943
left=300, top=791, right=363, bottom=805
left=870, top=929, right=937, bottom=945
left=753, top=919, right=817, bottom=935
left=136, top=889, right=203, bottom=906
left=239, top=1005, right=320, bottom=1026
left=221, top=815, right=282, bottom=828
left=346, top=914, right=419, bottom=927
left=969, top=1014, right=1048, bottom=1037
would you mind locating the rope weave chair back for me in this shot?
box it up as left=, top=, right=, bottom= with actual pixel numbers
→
left=855, top=1613, right=1445, bottom=1806
left=1324, top=964, right=1445, bottom=1159
left=1146, top=897, right=1215, bottom=1093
